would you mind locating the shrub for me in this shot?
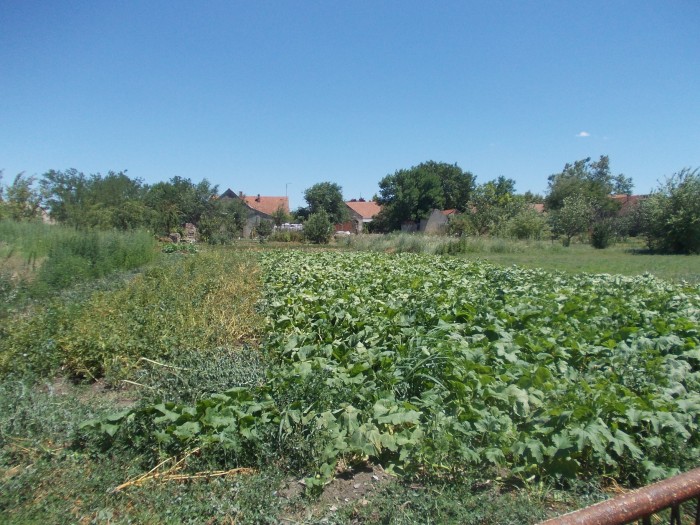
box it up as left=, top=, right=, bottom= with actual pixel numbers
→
left=254, top=220, right=273, bottom=240
left=303, top=211, right=333, bottom=244
left=639, top=168, right=700, bottom=254
left=507, top=207, right=549, bottom=240
left=591, top=219, right=614, bottom=249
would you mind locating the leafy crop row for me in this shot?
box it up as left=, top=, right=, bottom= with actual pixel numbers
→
left=85, top=251, right=700, bottom=488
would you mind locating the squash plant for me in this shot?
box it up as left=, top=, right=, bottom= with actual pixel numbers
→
left=83, top=251, right=700, bottom=488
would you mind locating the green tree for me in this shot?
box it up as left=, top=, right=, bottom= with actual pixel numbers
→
left=506, top=206, right=549, bottom=240
left=427, top=160, right=476, bottom=210
left=549, top=194, right=593, bottom=246
left=466, top=176, right=520, bottom=236
left=144, top=177, right=218, bottom=235
left=40, top=168, right=88, bottom=225
left=302, top=182, right=348, bottom=224
left=304, top=210, right=333, bottom=244
left=5, top=173, right=42, bottom=221
left=639, top=168, right=700, bottom=254
left=40, top=169, right=150, bottom=229
left=375, top=161, right=475, bottom=232
left=271, top=205, right=290, bottom=227
left=198, top=197, right=247, bottom=244
left=254, top=219, right=274, bottom=240
left=545, top=156, right=632, bottom=218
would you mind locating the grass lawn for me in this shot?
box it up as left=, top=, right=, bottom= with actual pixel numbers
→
left=343, top=233, right=700, bottom=284
left=463, top=241, right=700, bottom=284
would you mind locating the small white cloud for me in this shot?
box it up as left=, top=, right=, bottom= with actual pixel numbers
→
left=576, top=131, right=590, bottom=138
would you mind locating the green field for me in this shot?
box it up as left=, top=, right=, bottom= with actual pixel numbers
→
left=1, top=231, right=699, bottom=523
left=344, top=234, right=700, bottom=284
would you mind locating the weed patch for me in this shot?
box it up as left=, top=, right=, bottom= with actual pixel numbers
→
left=0, top=248, right=262, bottom=379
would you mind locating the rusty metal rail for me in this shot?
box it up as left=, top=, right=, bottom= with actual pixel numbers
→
left=539, top=467, right=700, bottom=525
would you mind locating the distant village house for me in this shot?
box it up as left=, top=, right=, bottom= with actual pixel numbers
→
left=335, top=199, right=382, bottom=234
left=219, top=188, right=290, bottom=237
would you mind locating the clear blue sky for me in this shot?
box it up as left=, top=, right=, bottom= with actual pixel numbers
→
left=2, top=1, right=698, bottom=210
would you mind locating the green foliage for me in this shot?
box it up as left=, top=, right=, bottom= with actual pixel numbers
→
left=86, top=251, right=700, bottom=490
left=375, top=161, right=475, bottom=231
left=161, top=242, right=198, bottom=254
left=4, top=173, right=43, bottom=221
left=134, top=347, right=267, bottom=405
left=304, top=210, right=333, bottom=244
left=0, top=249, right=261, bottom=379
left=198, top=197, right=246, bottom=244
left=506, top=206, right=550, bottom=240
left=254, top=219, right=274, bottom=240
left=40, top=169, right=219, bottom=234
left=32, top=229, right=156, bottom=295
left=0, top=373, right=289, bottom=524
left=270, top=205, right=290, bottom=227
left=331, top=479, right=554, bottom=524
left=144, top=176, right=218, bottom=235
left=302, top=182, right=348, bottom=224
left=466, top=177, right=524, bottom=236
left=40, top=169, right=152, bottom=230
left=550, top=195, right=593, bottom=246
left=639, top=168, right=700, bottom=254
left=0, top=221, right=156, bottom=320
left=545, top=156, right=632, bottom=217
left=268, top=229, right=304, bottom=243
left=591, top=219, right=614, bottom=249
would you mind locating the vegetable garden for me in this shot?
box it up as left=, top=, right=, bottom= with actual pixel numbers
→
left=86, top=250, right=700, bottom=493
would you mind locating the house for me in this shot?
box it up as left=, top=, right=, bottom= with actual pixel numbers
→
left=336, top=199, right=382, bottom=234
left=219, top=189, right=290, bottom=237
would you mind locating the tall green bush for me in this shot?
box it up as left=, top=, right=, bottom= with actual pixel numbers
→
left=303, top=211, right=333, bottom=244
left=506, top=207, right=549, bottom=240
left=591, top=219, right=614, bottom=249
left=640, top=168, right=700, bottom=254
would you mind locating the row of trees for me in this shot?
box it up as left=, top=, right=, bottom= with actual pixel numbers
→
left=0, top=169, right=251, bottom=242
left=2, top=159, right=698, bottom=253
left=343, top=157, right=695, bottom=254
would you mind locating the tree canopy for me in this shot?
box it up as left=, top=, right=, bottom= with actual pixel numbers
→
left=3, top=173, right=43, bottom=221
left=639, top=168, right=700, bottom=254
left=545, top=155, right=633, bottom=217
left=464, top=176, right=521, bottom=236
left=302, top=182, right=348, bottom=224
left=374, top=161, right=475, bottom=232
left=39, top=169, right=218, bottom=234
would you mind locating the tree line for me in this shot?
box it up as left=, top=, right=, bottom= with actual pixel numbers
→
left=1, top=158, right=698, bottom=253
left=0, top=170, right=254, bottom=244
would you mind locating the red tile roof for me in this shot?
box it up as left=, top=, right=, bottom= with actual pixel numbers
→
left=346, top=200, right=382, bottom=219
left=243, top=195, right=290, bottom=216
left=611, top=194, right=647, bottom=214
